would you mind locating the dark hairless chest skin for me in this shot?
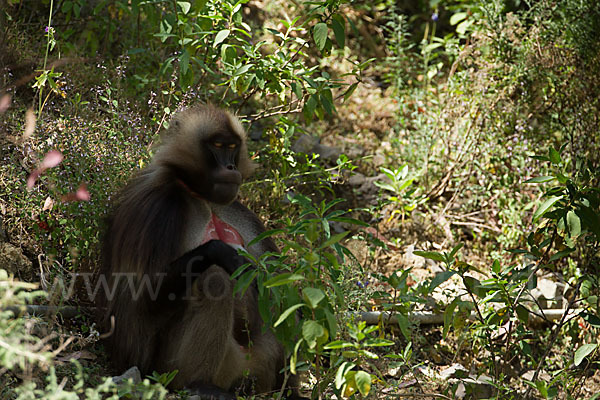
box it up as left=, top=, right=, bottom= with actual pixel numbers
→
left=98, top=106, right=303, bottom=399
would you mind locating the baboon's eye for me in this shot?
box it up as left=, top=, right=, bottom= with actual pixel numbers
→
left=228, top=143, right=237, bottom=149
left=213, top=142, right=223, bottom=148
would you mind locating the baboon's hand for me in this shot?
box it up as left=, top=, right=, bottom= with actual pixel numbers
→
left=188, top=239, right=248, bottom=275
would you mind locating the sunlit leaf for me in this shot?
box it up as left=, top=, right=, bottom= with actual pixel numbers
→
left=213, top=29, right=230, bottom=47
left=354, top=371, right=371, bottom=396
left=450, top=12, right=467, bottom=25
left=533, top=196, right=562, bottom=221
left=566, top=210, right=581, bottom=238
left=324, top=340, right=354, bottom=350
left=574, top=343, right=597, bottom=366
left=177, top=1, right=191, bottom=14
left=274, top=304, right=305, bottom=327
left=335, top=362, right=355, bottom=389
left=264, top=273, right=304, bottom=288
left=302, top=287, right=325, bottom=309
left=302, top=320, right=326, bottom=349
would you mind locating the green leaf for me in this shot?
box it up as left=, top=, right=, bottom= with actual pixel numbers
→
left=177, top=1, right=191, bottom=14
left=580, top=312, right=600, bottom=328
left=463, top=276, right=484, bottom=297
left=443, top=298, right=459, bottom=338
left=335, top=362, right=355, bottom=389
left=235, top=64, right=252, bottom=76
left=456, top=18, right=474, bottom=35
left=330, top=216, right=369, bottom=227
left=535, top=380, right=548, bottom=397
left=343, top=82, right=358, bottom=102
left=302, top=287, right=326, bottom=309
left=303, top=94, right=318, bottom=121
left=354, top=371, right=371, bottom=396
left=274, top=303, right=305, bottom=327
left=264, top=273, right=305, bottom=288
left=450, top=12, right=467, bottom=26
left=363, top=338, right=394, bottom=347
left=247, top=228, right=284, bottom=247
left=319, top=231, right=348, bottom=250
left=360, top=349, right=379, bottom=359
left=414, top=250, right=445, bottom=262
left=324, top=340, right=355, bottom=350
left=291, top=338, right=302, bottom=374
left=566, top=210, right=581, bottom=238
left=533, top=196, right=562, bottom=221
left=449, top=243, right=464, bottom=258
left=491, top=259, right=502, bottom=274
left=330, top=15, right=345, bottom=48
left=312, top=23, right=328, bottom=51
left=302, top=320, right=327, bottom=349
left=576, top=206, right=600, bottom=238
left=324, top=308, right=338, bottom=338
left=574, top=343, right=597, bottom=366
left=179, top=49, right=190, bottom=76
left=429, top=270, right=455, bottom=292
left=232, top=268, right=257, bottom=295
left=516, top=305, right=529, bottom=324
left=396, top=313, right=411, bottom=341
left=524, top=176, right=555, bottom=184
left=291, top=82, right=303, bottom=99
left=213, top=29, right=230, bottom=47
left=320, top=90, right=334, bottom=114
left=194, top=0, right=207, bottom=11
left=549, top=147, right=561, bottom=165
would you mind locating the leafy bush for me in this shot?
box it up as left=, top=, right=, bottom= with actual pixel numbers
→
left=0, top=269, right=169, bottom=399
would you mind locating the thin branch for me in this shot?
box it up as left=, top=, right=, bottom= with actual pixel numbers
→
left=449, top=220, right=502, bottom=233
left=390, top=393, right=453, bottom=399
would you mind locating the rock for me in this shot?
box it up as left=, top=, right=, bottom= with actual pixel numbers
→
left=529, top=288, right=547, bottom=309
left=112, top=366, right=142, bottom=385
left=348, top=172, right=366, bottom=186
left=248, top=121, right=264, bottom=141
left=402, top=245, right=427, bottom=269
left=329, top=221, right=345, bottom=234
left=530, top=278, right=565, bottom=309
left=415, top=365, right=438, bottom=379
left=292, top=134, right=315, bottom=154
left=291, top=134, right=341, bottom=162
left=188, top=392, right=234, bottom=400
left=451, top=375, right=494, bottom=399
left=439, top=363, right=469, bottom=380
left=0, top=242, right=33, bottom=281
left=538, top=278, right=564, bottom=308
left=314, top=143, right=341, bottom=161
left=522, top=370, right=551, bottom=382
left=362, top=174, right=389, bottom=194
left=373, top=153, right=385, bottom=166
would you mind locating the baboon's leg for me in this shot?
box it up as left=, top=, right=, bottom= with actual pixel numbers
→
left=245, top=330, right=284, bottom=393
left=159, top=265, right=247, bottom=390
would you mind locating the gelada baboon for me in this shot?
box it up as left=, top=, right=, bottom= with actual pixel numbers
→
left=98, top=105, right=298, bottom=399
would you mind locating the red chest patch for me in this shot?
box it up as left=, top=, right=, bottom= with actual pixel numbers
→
left=202, top=214, right=244, bottom=247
